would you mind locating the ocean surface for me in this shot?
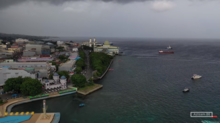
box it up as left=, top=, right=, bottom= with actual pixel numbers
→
left=12, top=38, right=220, bottom=123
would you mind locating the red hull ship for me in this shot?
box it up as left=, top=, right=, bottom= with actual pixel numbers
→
left=159, top=50, right=174, bottom=53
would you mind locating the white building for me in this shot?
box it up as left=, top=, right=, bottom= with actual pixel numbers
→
left=0, top=61, right=52, bottom=78
left=0, top=66, right=37, bottom=86
left=16, top=38, right=29, bottom=43
left=72, top=48, right=78, bottom=52
left=38, top=73, right=67, bottom=90
left=82, top=38, right=97, bottom=47
left=57, top=41, right=64, bottom=46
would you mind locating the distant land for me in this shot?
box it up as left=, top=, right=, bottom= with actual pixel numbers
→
left=0, top=32, right=57, bottom=41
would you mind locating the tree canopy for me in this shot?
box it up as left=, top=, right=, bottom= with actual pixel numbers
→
left=71, top=74, right=87, bottom=88
left=58, top=55, right=68, bottom=61
left=78, top=49, right=86, bottom=60
left=20, top=78, right=43, bottom=96
left=76, top=59, right=86, bottom=68
left=90, top=52, right=113, bottom=77
left=3, top=76, right=23, bottom=92
left=74, top=67, right=82, bottom=74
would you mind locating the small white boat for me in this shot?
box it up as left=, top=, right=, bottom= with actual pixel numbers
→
left=183, top=88, right=190, bottom=93
left=167, top=45, right=172, bottom=49
left=192, top=74, right=202, bottom=80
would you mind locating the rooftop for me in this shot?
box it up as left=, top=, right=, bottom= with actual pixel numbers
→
left=61, top=76, right=66, bottom=79
left=54, top=73, right=59, bottom=76
left=104, top=41, right=110, bottom=45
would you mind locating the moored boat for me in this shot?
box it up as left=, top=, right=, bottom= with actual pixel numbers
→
left=191, top=74, right=202, bottom=80
left=167, top=45, right=172, bottom=49
left=79, top=103, right=85, bottom=107
left=183, top=88, right=190, bottom=93
left=159, top=50, right=174, bottom=53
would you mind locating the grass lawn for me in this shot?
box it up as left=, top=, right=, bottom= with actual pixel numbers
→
left=78, top=84, right=103, bottom=94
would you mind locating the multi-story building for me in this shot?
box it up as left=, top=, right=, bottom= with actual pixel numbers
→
left=0, top=60, right=52, bottom=78
left=25, top=44, right=50, bottom=55
left=23, top=50, right=37, bottom=57
left=18, top=56, right=54, bottom=62
left=0, top=66, right=37, bottom=86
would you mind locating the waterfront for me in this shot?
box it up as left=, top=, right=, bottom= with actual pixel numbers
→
left=12, top=40, right=220, bottom=123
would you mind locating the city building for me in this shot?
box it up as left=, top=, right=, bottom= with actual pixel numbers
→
left=0, top=45, right=7, bottom=48
left=82, top=38, right=97, bottom=47
left=38, top=73, right=67, bottom=90
left=0, top=66, right=37, bottom=86
left=18, top=56, right=53, bottom=62
left=94, top=41, right=119, bottom=56
left=57, top=41, right=64, bottom=46
left=0, top=60, right=53, bottom=78
left=8, top=47, right=22, bottom=53
left=23, top=50, right=37, bottom=57
left=25, top=44, right=50, bottom=55
left=72, top=48, right=78, bottom=52
left=15, top=38, right=29, bottom=43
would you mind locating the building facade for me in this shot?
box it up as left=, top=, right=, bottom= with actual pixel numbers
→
left=0, top=61, right=52, bottom=78
left=38, top=73, right=67, bottom=90
left=15, top=38, right=29, bottom=43
left=0, top=67, right=37, bottom=86
left=94, top=41, right=119, bottom=55
left=25, top=44, right=50, bottom=55
left=82, top=38, right=97, bottom=47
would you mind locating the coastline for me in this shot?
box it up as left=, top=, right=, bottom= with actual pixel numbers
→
left=77, top=84, right=103, bottom=95
left=0, top=90, right=77, bottom=123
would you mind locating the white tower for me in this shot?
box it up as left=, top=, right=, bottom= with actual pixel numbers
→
left=89, top=38, right=92, bottom=43
left=93, top=37, right=96, bottom=42
left=45, top=80, right=50, bottom=90
left=53, top=73, right=59, bottom=84
left=60, top=76, right=67, bottom=90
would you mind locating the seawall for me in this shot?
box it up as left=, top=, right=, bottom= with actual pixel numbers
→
left=7, top=91, right=76, bottom=113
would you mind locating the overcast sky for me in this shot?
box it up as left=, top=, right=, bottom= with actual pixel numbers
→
left=0, top=0, right=220, bottom=39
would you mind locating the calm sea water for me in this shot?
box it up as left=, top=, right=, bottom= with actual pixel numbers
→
left=12, top=39, right=220, bottom=123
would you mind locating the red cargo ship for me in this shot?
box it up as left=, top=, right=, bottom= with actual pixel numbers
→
left=159, top=50, right=174, bottom=53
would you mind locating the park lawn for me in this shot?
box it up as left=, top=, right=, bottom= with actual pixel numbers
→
left=78, top=84, right=102, bottom=93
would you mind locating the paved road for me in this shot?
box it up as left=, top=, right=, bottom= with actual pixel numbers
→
left=83, top=50, right=93, bottom=81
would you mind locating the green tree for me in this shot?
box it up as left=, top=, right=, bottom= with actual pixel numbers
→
left=20, top=78, right=43, bottom=96
left=71, top=74, right=87, bottom=88
left=88, top=77, right=94, bottom=86
left=74, top=67, right=82, bottom=74
left=58, top=55, right=67, bottom=61
left=3, top=76, right=23, bottom=92
left=76, top=59, right=86, bottom=68
left=78, top=49, right=86, bottom=60
left=49, top=61, right=56, bottom=65
left=0, top=97, right=3, bottom=104
left=49, top=61, right=59, bottom=71
left=90, top=52, right=113, bottom=77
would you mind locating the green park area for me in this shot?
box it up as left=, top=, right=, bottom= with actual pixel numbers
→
left=90, top=52, right=113, bottom=78
left=3, top=76, right=43, bottom=96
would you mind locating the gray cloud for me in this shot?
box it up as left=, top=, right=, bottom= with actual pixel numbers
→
left=0, top=0, right=152, bottom=10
